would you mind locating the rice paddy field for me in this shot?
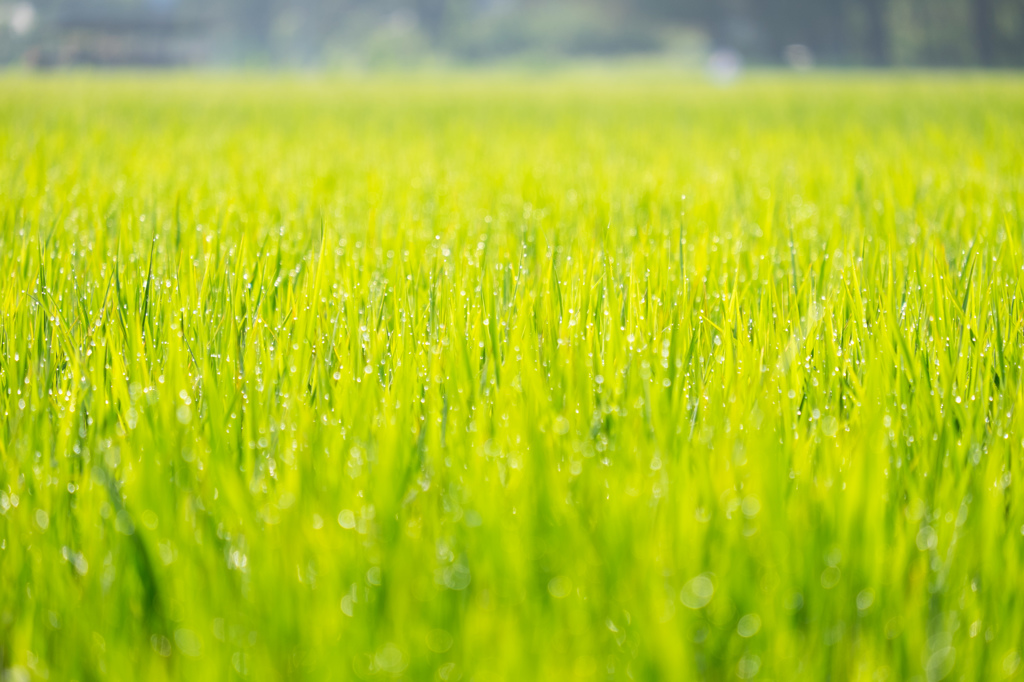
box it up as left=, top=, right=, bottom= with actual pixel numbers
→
left=1, top=71, right=1024, bottom=682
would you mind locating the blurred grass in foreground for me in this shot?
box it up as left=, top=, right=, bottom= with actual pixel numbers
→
left=1, top=72, right=1024, bottom=681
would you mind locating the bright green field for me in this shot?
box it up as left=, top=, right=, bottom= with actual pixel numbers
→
left=1, top=72, right=1024, bottom=682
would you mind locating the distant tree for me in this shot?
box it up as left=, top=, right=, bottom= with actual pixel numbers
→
left=747, top=0, right=851, bottom=63
left=17, top=0, right=1024, bottom=66
left=861, top=0, right=890, bottom=64
left=239, top=0, right=273, bottom=50
left=972, top=0, right=995, bottom=63
left=414, top=0, right=446, bottom=42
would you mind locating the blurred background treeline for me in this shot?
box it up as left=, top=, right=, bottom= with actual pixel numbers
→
left=0, top=0, right=1022, bottom=68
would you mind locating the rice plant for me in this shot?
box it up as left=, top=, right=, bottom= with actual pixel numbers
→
left=1, top=72, right=1023, bottom=682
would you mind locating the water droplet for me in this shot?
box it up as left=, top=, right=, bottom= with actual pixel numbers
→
left=737, top=613, right=761, bottom=637
left=174, top=629, right=202, bottom=657
left=737, top=654, right=761, bottom=679
left=443, top=565, right=471, bottom=590
left=548, top=575, right=572, bottom=598
left=680, top=575, right=714, bottom=609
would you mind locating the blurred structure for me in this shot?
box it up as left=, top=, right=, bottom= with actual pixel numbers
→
left=707, top=47, right=741, bottom=81
left=784, top=44, right=815, bottom=70
left=23, top=3, right=212, bottom=66
left=3, top=0, right=1024, bottom=67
